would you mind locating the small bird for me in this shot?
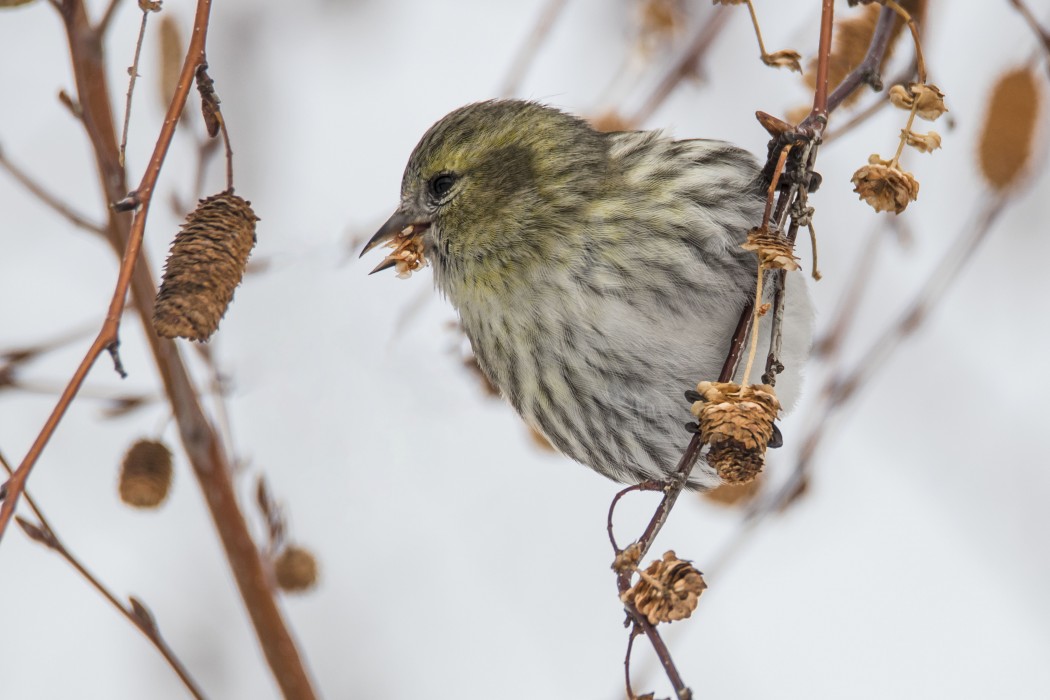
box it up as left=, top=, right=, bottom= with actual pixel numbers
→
left=362, top=100, right=812, bottom=489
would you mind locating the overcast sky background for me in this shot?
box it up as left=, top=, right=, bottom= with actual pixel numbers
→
left=2, top=1, right=1049, bottom=698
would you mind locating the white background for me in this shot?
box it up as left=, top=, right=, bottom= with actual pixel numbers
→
left=1, top=1, right=1048, bottom=698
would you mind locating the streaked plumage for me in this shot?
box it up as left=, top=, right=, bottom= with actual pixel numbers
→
left=365, top=100, right=812, bottom=488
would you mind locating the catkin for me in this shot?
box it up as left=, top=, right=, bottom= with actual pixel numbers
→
left=978, top=67, right=1042, bottom=191
left=153, top=191, right=258, bottom=342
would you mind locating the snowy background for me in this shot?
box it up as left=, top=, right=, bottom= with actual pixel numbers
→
left=1, top=1, right=1049, bottom=698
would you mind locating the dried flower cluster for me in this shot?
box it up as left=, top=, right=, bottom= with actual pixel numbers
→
left=690, top=381, right=780, bottom=484
left=621, top=551, right=707, bottom=625
left=153, top=191, right=258, bottom=341
left=852, top=81, right=947, bottom=214
left=851, top=154, right=921, bottom=214
left=118, top=439, right=173, bottom=508
left=274, top=545, right=319, bottom=593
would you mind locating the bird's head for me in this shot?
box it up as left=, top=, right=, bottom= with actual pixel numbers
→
left=361, top=100, right=608, bottom=295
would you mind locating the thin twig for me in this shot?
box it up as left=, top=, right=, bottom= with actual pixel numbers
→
left=630, top=6, right=731, bottom=126
left=119, top=6, right=153, bottom=169
left=95, top=0, right=124, bottom=36
left=1, top=451, right=207, bottom=700
left=0, top=147, right=107, bottom=236
left=0, top=0, right=319, bottom=695
left=498, top=0, right=569, bottom=97
left=712, top=195, right=1009, bottom=577
left=1008, top=0, right=1050, bottom=58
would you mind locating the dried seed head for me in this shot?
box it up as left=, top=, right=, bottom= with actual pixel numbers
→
left=274, top=545, right=319, bottom=593
left=978, top=66, right=1042, bottom=192
left=742, top=227, right=801, bottom=271
left=889, top=83, right=948, bottom=121
left=621, top=551, right=707, bottom=625
left=902, top=129, right=942, bottom=154
left=153, top=191, right=258, bottom=341
left=374, top=226, right=427, bottom=278
left=851, top=156, right=920, bottom=214
left=690, top=381, right=780, bottom=484
left=119, top=439, right=173, bottom=508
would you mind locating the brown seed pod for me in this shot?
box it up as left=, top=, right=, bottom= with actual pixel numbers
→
left=978, top=66, right=1042, bottom=192
left=153, top=191, right=258, bottom=341
left=274, top=545, right=319, bottom=593
left=690, top=381, right=780, bottom=484
left=620, top=550, right=706, bottom=625
left=119, top=439, right=173, bottom=508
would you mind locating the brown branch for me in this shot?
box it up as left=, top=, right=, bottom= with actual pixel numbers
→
left=630, top=6, right=731, bottom=126
left=95, top=0, right=124, bottom=36
left=118, top=5, right=155, bottom=169
left=1, top=451, right=208, bottom=699
left=800, top=4, right=897, bottom=135
left=1008, top=0, right=1050, bottom=58
left=0, top=1, right=318, bottom=697
left=0, top=146, right=107, bottom=236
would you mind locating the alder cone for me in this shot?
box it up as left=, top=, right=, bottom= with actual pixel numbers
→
left=153, top=191, right=258, bottom=341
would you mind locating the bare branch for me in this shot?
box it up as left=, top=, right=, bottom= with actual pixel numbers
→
left=0, top=146, right=106, bottom=236
left=1, top=450, right=207, bottom=699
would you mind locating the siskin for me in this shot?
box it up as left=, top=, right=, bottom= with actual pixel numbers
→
left=362, top=100, right=813, bottom=489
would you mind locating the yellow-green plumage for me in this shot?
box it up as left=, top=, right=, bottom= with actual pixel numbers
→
left=367, top=100, right=813, bottom=488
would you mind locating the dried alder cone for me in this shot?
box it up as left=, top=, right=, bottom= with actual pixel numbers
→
left=691, top=381, right=780, bottom=484
left=621, top=550, right=707, bottom=625
left=153, top=191, right=258, bottom=341
left=274, top=545, right=319, bottom=593
left=119, top=439, right=174, bottom=508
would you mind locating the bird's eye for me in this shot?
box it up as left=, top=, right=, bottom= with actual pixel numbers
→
left=429, top=173, right=457, bottom=200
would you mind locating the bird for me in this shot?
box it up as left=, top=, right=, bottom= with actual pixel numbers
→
left=362, top=100, right=813, bottom=489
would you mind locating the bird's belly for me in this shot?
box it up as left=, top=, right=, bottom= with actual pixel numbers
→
left=463, top=294, right=743, bottom=487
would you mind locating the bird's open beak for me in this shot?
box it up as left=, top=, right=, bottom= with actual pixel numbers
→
left=360, top=210, right=431, bottom=275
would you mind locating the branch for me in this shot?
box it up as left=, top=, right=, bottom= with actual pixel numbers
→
left=630, top=6, right=731, bottom=126
left=0, top=146, right=107, bottom=236
left=95, top=0, right=124, bottom=36
left=1007, top=0, right=1050, bottom=59
left=1, top=450, right=207, bottom=699
left=0, top=1, right=318, bottom=696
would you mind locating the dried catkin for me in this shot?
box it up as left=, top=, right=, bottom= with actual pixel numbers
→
left=978, top=67, right=1042, bottom=191
left=119, top=439, right=173, bottom=508
left=153, top=191, right=257, bottom=341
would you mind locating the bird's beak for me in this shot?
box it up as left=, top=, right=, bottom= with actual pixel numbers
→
left=360, top=210, right=431, bottom=275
